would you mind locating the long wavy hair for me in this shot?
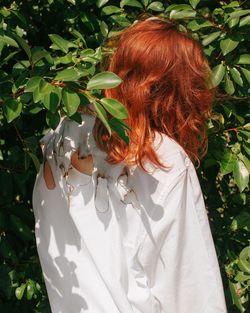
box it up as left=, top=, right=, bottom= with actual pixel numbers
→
left=94, top=17, right=215, bottom=170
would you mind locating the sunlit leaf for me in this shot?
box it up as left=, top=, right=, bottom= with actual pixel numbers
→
left=49, top=34, right=77, bottom=53
left=170, top=9, right=196, bottom=19
left=25, top=76, right=42, bottom=92
left=220, top=151, right=236, bottom=175
left=187, top=19, right=212, bottom=31
left=230, top=67, right=244, bottom=87
left=96, top=0, right=109, bottom=8
left=238, top=246, right=250, bottom=274
left=55, top=68, right=80, bottom=81
left=224, top=71, right=235, bottom=95
left=62, top=88, right=80, bottom=116
left=15, top=283, right=26, bottom=300
left=189, top=0, right=200, bottom=9
left=220, top=37, right=239, bottom=56
left=102, top=5, right=123, bottom=15
left=87, top=71, right=122, bottom=90
left=240, top=67, right=250, bottom=84
left=3, top=99, right=22, bottom=123
left=147, top=2, right=165, bottom=11
left=236, top=54, right=250, bottom=64
left=233, top=160, right=249, bottom=192
left=211, top=63, right=225, bottom=87
left=202, top=31, right=221, bottom=46
left=239, top=15, right=250, bottom=27
left=120, top=0, right=143, bottom=9
left=100, top=98, right=128, bottom=119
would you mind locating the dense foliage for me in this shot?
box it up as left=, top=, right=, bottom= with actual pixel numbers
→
left=0, top=0, right=249, bottom=312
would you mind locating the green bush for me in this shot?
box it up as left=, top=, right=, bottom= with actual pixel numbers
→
left=0, top=0, right=249, bottom=312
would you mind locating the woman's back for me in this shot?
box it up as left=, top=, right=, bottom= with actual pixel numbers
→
left=32, top=112, right=227, bottom=313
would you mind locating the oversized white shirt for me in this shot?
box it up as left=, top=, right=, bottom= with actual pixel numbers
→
left=32, top=113, right=228, bottom=313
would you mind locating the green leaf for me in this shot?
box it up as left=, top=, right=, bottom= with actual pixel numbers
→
left=238, top=246, right=250, bottom=274
left=69, top=29, right=87, bottom=46
left=235, top=272, right=250, bottom=283
left=55, top=68, right=80, bottom=81
left=3, top=99, right=22, bottom=123
left=26, top=280, right=36, bottom=300
left=227, top=9, right=250, bottom=22
left=170, top=9, right=196, bottom=19
left=93, top=100, right=111, bottom=135
left=189, top=0, right=200, bottom=9
left=100, top=98, right=128, bottom=119
left=202, top=31, right=221, bottom=46
left=0, top=35, right=18, bottom=47
left=12, top=34, right=31, bottom=60
left=100, top=20, right=109, bottom=37
left=27, top=152, right=40, bottom=173
left=187, top=19, right=212, bottom=31
left=243, top=143, right=250, bottom=157
left=120, top=0, right=143, bottom=9
left=238, top=129, right=250, bottom=139
left=62, top=88, right=80, bottom=116
left=228, top=16, right=240, bottom=28
left=39, top=79, right=54, bottom=94
left=69, top=111, right=82, bottom=124
left=102, top=5, right=123, bottom=15
left=229, top=281, right=246, bottom=313
left=46, top=111, right=61, bottom=129
left=110, top=14, right=131, bottom=27
left=109, top=118, right=130, bottom=145
left=231, top=211, right=250, bottom=231
left=15, top=283, right=26, bottom=300
left=147, top=2, right=165, bottom=11
left=233, top=159, right=249, bottom=192
left=87, top=71, right=122, bottom=90
left=220, top=151, right=236, bottom=175
left=97, top=0, right=109, bottom=8
left=236, top=54, right=250, bottom=64
left=241, top=155, right=250, bottom=174
left=49, top=34, right=77, bottom=53
left=239, top=15, right=250, bottom=27
left=211, top=63, right=225, bottom=87
left=25, top=76, right=42, bottom=92
left=165, top=4, right=192, bottom=12
left=222, top=1, right=240, bottom=9
left=31, top=48, right=52, bottom=64
left=229, top=67, right=243, bottom=87
left=241, top=67, right=250, bottom=84
left=43, top=87, right=61, bottom=112
left=224, top=71, right=235, bottom=95
left=220, top=37, right=239, bottom=56
left=55, top=53, right=73, bottom=65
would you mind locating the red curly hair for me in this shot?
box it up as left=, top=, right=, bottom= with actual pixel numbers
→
left=96, top=17, right=215, bottom=170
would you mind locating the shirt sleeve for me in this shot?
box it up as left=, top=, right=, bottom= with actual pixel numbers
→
left=137, top=163, right=228, bottom=313
left=40, top=113, right=96, bottom=179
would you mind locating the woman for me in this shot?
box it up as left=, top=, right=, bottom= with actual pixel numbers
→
left=32, top=17, right=228, bottom=313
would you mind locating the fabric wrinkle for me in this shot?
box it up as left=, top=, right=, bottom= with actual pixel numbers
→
left=40, top=113, right=140, bottom=214
left=33, top=112, right=228, bottom=313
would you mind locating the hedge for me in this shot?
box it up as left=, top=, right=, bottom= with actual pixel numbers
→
left=0, top=0, right=249, bottom=312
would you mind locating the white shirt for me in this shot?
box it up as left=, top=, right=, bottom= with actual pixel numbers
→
left=32, top=113, right=228, bottom=313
